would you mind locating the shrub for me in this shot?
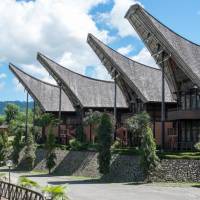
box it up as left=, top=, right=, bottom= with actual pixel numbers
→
left=23, top=129, right=36, bottom=170
left=97, top=113, right=112, bottom=174
left=141, top=126, right=160, bottom=179
left=12, top=123, right=24, bottom=165
left=4, top=104, right=19, bottom=124
left=194, top=142, right=200, bottom=151
left=111, top=140, right=121, bottom=150
left=76, top=124, right=86, bottom=143
left=45, top=125, right=57, bottom=174
left=18, top=177, right=39, bottom=189
left=42, top=185, right=69, bottom=200
left=0, top=131, right=9, bottom=162
left=69, top=139, right=82, bottom=151
left=0, top=116, right=5, bottom=125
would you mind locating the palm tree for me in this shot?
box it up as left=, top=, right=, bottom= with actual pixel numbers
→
left=42, top=185, right=69, bottom=200
left=18, top=177, right=39, bottom=189
left=83, top=110, right=102, bottom=143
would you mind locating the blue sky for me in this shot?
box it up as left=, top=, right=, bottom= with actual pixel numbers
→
left=0, top=0, right=200, bottom=101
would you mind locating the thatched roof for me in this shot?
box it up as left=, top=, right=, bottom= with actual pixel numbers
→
left=37, top=53, right=128, bottom=109
left=87, top=34, right=174, bottom=103
left=125, top=4, right=200, bottom=93
left=9, top=64, right=75, bottom=112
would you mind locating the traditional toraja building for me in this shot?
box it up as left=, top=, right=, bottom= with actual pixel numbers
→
left=37, top=53, right=129, bottom=113
left=87, top=33, right=176, bottom=148
left=10, top=62, right=131, bottom=143
left=125, top=4, right=200, bottom=149
left=9, top=64, right=77, bottom=143
left=10, top=64, right=75, bottom=113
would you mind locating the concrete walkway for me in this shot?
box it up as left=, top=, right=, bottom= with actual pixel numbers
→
left=1, top=169, right=200, bottom=200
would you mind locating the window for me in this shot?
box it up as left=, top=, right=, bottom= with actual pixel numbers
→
left=186, top=94, right=190, bottom=110
left=191, top=94, right=196, bottom=109
left=181, top=95, right=185, bottom=110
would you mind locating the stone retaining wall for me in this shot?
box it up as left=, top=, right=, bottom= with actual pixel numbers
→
left=17, top=149, right=200, bottom=182
left=155, top=159, right=200, bottom=182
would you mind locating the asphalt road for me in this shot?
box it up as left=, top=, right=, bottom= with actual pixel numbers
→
left=1, top=169, right=200, bottom=200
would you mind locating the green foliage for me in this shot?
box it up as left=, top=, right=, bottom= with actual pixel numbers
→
left=83, top=110, right=102, bottom=142
left=0, top=132, right=9, bottom=163
left=4, top=104, right=19, bottom=124
left=35, top=113, right=60, bottom=142
left=141, top=127, right=160, bottom=177
left=42, top=185, right=69, bottom=200
left=45, top=124, right=57, bottom=174
left=18, top=176, right=39, bottom=189
left=11, top=122, right=25, bottom=165
left=76, top=124, right=85, bottom=142
left=111, top=147, right=142, bottom=156
left=35, top=113, right=59, bottom=127
left=0, top=173, right=7, bottom=181
left=69, top=138, right=87, bottom=151
left=111, top=140, right=121, bottom=150
left=159, top=151, right=200, bottom=160
left=126, top=112, right=150, bottom=146
left=0, top=115, right=5, bottom=125
left=194, top=142, right=200, bottom=151
left=97, top=113, right=112, bottom=174
left=24, top=129, right=36, bottom=170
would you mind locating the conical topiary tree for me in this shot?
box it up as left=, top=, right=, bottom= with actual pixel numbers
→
left=140, top=126, right=160, bottom=180
left=97, top=113, right=112, bottom=174
left=23, top=128, right=36, bottom=170
left=45, top=122, right=57, bottom=174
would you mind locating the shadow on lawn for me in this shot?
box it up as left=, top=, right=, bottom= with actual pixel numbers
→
left=192, top=184, right=200, bottom=188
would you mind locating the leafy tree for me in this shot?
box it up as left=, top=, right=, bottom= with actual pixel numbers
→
left=42, top=185, right=69, bottom=200
left=0, top=131, right=9, bottom=162
left=76, top=124, right=85, bottom=143
left=35, top=113, right=59, bottom=142
left=97, top=113, right=112, bottom=174
left=18, top=176, right=39, bottom=189
left=126, top=111, right=150, bottom=146
left=83, top=110, right=102, bottom=143
left=0, top=115, right=5, bottom=125
left=45, top=123, right=57, bottom=174
left=141, top=127, right=160, bottom=179
left=23, top=129, right=36, bottom=170
left=4, top=104, right=19, bottom=124
left=11, top=122, right=25, bottom=165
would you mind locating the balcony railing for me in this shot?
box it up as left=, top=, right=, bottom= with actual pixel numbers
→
left=0, top=181, right=44, bottom=200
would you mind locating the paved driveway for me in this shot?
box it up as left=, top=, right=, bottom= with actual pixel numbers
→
left=1, top=169, right=200, bottom=200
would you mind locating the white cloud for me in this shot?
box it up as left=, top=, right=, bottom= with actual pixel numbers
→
left=117, top=44, right=134, bottom=55
left=12, top=77, right=25, bottom=92
left=0, top=82, right=5, bottom=91
left=132, top=47, right=157, bottom=68
left=0, top=73, right=7, bottom=79
left=0, top=0, right=112, bottom=83
left=99, top=0, right=142, bottom=37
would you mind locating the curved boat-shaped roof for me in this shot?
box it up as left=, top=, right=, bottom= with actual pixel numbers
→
left=125, top=4, right=200, bottom=92
left=37, top=53, right=128, bottom=109
left=87, top=34, right=174, bottom=103
left=9, top=64, right=75, bottom=112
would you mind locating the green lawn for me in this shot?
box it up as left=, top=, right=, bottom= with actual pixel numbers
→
left=158, top=151, right=200, bottom=160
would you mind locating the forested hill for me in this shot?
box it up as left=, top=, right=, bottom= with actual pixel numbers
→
left=0, top=101, right=34, bottom=115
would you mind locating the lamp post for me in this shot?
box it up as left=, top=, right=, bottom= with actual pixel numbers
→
left=6, top=160, right=13, bottom=183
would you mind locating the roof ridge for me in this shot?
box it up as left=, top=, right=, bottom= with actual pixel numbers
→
left=9, top=63, right=59, bottom=88
left=88, top=33, right=161, bottom=72
left=37, top=53, right=115, bottom=84
left=126, top=4, right=200, bottom=48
